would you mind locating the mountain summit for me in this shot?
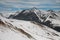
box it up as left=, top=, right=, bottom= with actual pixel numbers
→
left=9, top=7, right=40, bottom=23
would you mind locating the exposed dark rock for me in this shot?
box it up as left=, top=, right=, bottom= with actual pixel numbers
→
left=11, top=10, right=40, bottom=23
left=0, top=19, right=5, bottom=25
left=53, top=27, right=60, bottom=32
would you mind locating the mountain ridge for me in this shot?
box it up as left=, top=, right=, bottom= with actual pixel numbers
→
left=8, top=8, right=60, bottom=29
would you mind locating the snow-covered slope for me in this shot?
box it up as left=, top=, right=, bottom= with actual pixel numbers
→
left=0, top=14, right=60, bottom=40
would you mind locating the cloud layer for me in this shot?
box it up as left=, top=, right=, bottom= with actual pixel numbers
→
left=0, top=0, right=60, bottom=12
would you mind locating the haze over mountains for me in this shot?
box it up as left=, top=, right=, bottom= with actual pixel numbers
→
left=0, top=7, right=60, bottom=40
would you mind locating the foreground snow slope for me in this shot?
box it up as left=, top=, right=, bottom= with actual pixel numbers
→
left=0, top=16, right=60, bottom=40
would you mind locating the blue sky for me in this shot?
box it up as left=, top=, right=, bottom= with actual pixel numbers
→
left=0, top=0, right=60, bottom=13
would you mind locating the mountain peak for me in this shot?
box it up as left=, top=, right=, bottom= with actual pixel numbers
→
left=31, top=7, right=37, bottom=10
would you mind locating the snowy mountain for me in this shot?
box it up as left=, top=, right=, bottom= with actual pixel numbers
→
left=9, top=8, right=60, bottom=28
left=0, top=8, right=60, bottom=40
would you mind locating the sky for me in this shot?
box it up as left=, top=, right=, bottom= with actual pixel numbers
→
left=0, top=0, right=60, bottom=13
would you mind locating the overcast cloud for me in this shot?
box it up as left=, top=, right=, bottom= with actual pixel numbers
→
left=0, top=0, right=60, bottom=13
